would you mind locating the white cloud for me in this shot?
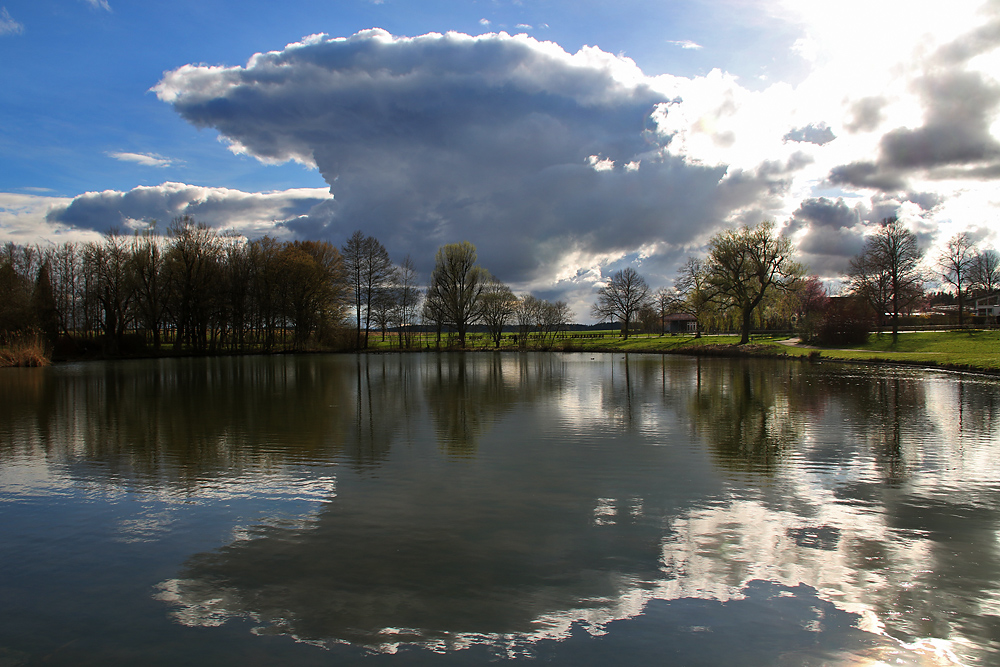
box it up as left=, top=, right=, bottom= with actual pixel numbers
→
left=83, top=0, right=111, bottom=11
left=587, top=155, right=615, bottom=172
left=106, top=152, right=179, bottom=168
left=0, top=7, right=23, bottom=35
left=479, top=18, right=491, bottom=26
left=0, top=193, right=103, bottom=245
left=666, top=39, right=702, bottom=50
left=41, top=182, right=333, bottom=239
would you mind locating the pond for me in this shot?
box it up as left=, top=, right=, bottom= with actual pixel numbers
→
left=1, top=353, right=999, bottom=665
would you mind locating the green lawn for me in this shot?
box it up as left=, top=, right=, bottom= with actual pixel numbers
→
left=511, top=329, right=1000, bottom=372
left=803, top=330, right=1000, bottom=371
left=566, top=330, right=999, bottom=372
left=348, top=329, right=1000, bottom=373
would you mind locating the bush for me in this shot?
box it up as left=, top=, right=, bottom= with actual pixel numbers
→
left=316, top=323, right=356, bottom=351
left=814, top=299, right=871, bottom=346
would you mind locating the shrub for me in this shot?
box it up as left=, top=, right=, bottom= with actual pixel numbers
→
left=814, top=299, right=872, bottom=346
left=316, top=323, right=357, bottom=351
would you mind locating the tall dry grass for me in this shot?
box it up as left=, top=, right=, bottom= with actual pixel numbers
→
left=0, top=333, right=50, bottom=367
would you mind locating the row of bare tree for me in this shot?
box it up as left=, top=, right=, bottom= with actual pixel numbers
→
left=0, top=221, right=575, bottom=354
left=1, top=217, right=350, bottom=353
left=421, top=241, right=573, bottom=348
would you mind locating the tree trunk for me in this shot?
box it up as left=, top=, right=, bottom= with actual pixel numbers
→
left=739, top=306, right=752, bottom=345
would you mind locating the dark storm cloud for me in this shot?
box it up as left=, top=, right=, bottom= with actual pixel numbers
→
left=932, top=13, right=1000, bottom=66
left=153, top=30, right=796, bottom=286
left=843, top=97, right=885, bottom=133
left=931, top=163, right=1000, bottom=180
left=829, top=22, right=1000, bottom=192
left=880, top=71, right=1000, bottom=170
left=904, top=191, right=943, bottom=212
left=782, top=122, right=835, bottom=145
left=788, top=191, right=941, bottom=280
left=862, top=194, right=908, bottom=224
left=795, top=224, right=867, bottom=278
left=786, top=197, right=865, bottom=278
left=791, top=197, right=859, bottom=230
left=827, top=161, right=907, bottom=192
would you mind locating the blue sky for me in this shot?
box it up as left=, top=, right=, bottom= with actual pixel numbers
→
left=2, top=0, right=999, bottom=317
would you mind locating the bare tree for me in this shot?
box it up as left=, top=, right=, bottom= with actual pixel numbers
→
left=539, top=299, right=573, bottom=345
left=847, top=250, right=892, bottom=332
left=422, top=286, right=447, bottom=348
left=591, top=267, right=651, bottom=339
left=514, top=294, right=542, bottom=349
left=394, top=256, right=422, bottom=349
left=222, top=234, right=254, bottom=351
left=971, top=248, right=1000, bottom=295
left=848, top=217, right=923, bottom=340
left=163, top=217, right=223, bottom=351
left=370, top=284, right=398, bottom=343
left=283, top=241, right=347, bottom=348
left=83, top=230, right=136, bottom=353
left=480, top=274, right=517, bottom=348
left=674, top=257, right=710, bottom=337
left=939, top=232, right=977, bottom=326
left=427, top=241, right=486, bottom=348
left=250, top=236, right=285, bottom=350
left=705, top=221, right=800, bottom=345
left=649, top=287, right=676, bottom=335
left=0, top=249, right=34, bottom=334
left=131, top=228, right=168, bottom=350
left=31, top=260, right=59, bottom=347
left=51, top=243, right=82, bottom=335
left=342, top=230, right=394, bottom=348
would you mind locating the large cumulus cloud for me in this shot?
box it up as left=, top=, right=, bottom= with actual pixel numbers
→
left=152, top=30, right=802, bottom=291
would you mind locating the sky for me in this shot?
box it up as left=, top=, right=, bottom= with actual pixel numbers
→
left=2, top=0, right=999, bottom=320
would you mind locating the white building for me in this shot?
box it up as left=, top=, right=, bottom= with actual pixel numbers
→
left=974, top=292, right=1000, bottom=319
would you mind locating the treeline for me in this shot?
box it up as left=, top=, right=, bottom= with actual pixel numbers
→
left=600, top=218, right=1000, bottom=347
left=10, top=214, right=993, bottom=362
left=1, top=217, right=349, bottom=355
left=0, top=217, right=574, bottom=358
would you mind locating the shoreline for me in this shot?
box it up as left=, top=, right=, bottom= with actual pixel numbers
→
left=7, top=337, right=998, bottom=379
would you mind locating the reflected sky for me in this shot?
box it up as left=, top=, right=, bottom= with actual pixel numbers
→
left=2, top=355, right=1000, bottom=665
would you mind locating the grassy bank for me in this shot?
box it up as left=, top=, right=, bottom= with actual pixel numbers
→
left=8, top=328, right=997, bottom=375
left=558, top=330, right=1000, bottom=374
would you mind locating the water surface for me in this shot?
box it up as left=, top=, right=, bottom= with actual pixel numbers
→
left=2, top=353, right=999, bottom=665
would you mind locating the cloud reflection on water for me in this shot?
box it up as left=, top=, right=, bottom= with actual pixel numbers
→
left=2, top=355, right=999, bottom=664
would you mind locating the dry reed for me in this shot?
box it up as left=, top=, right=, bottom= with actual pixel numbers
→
left=0, top=333, right=50, bottom=367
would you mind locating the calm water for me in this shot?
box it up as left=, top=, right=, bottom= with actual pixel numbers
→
left=2, top=353, right=1000, bottom=666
